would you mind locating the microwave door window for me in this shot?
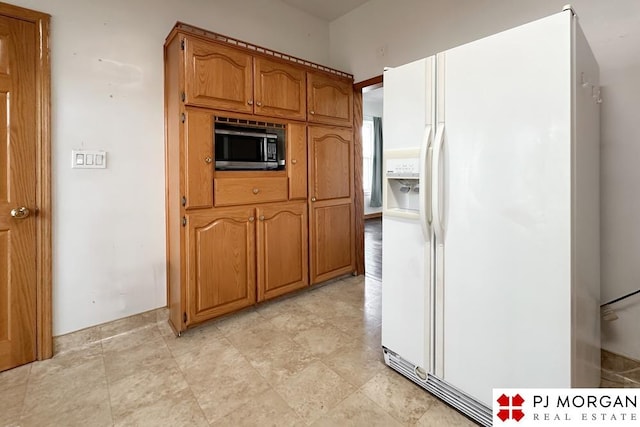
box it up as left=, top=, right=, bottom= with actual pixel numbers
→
left=216, top=136, right=262, bottom=161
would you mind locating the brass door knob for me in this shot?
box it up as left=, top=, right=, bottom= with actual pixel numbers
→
left=256, top=101, right=262, bottom=107
left=309, top=110, right=315, bottom=115
left=291, top=159, right=297, bottom=165
left=259, top=215, right=265, bottom=221
left=204, top=156, right=212, bottom=164
left=311, top=197, right=316, bottom=202
left=249, top=216, right=255, bottom=222
left=252, top=188, right=259, bottom=194
left=10, top=207, right=30, bottom=219
left=247, top=100, right=254, bottom=105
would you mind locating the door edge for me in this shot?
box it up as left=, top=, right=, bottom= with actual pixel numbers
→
left=0, top=3, right=53, bottom=361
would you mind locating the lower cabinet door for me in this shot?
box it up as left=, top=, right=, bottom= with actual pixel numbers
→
left=186, top=207, right=256, bottom=325
left=257, top=202, right=309, bottom=301
left=309, top=199, right=355, bottom=284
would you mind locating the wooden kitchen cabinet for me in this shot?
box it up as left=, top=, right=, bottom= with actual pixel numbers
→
left=308, top=126, right=355, bottom=283
left=184, top=108, right=214, bottom=209
left=165, top=23, right=355, bottom=333
left=184, top=37, right=253, bottom=113
left=184, top=202, right=308, bottom=327
left=254, top=57, right=306, bottom=120
left=307, top=72, right=353, bottom=127
left=214, top=176, right=288, bottom=207
left=185, top=207, right=256, bottom=326
left=184, top=36, right=306, bottom=120
left=308, top=126, right=353, bottom=201
left=287, top=123, right=308, bottom=199
left=309, top=200, right=355, bottom=283
left=257, top=202, right=308, bottom=301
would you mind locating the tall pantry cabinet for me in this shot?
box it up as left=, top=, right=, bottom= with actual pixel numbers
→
left=164, top=23, right=356, bottom=334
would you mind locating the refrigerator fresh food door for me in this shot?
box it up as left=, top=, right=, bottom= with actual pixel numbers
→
left=437, top=11, right=574, bottom=406
left=381, top=57, right=434, bottom=371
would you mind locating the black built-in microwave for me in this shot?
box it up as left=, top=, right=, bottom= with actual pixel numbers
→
left=214, top=122, right=285, bottom=170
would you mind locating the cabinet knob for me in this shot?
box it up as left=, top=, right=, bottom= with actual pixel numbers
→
left=249, top=216, right=255, bottom=222
left=309, top=110, right=315, bottom=115
left=259, top=215, right=265, bottom=221
left=252, top=188, right=259, bottom=194
left=291, top=159, right=297, bottom=165
left=256, top=101, right=262, bottom=107
left=311, top=197, right=316, bottom=202
left=247, top=100, right=254, bottom=105
left=204, top=156, right=212, bottom=164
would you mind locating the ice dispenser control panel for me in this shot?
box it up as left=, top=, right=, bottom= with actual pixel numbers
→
left=384, top=151, right=421, bottom=218
left=386, top=158, right=419, bottom=177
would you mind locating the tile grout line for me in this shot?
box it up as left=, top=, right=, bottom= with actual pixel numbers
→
left=160, top=321, right=214, bottom=426
left=98, top=337, right=116, bottom=427
left=16, top=364, right=33, bottom=425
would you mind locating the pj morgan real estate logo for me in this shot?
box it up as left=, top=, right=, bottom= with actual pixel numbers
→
left=493, top=389, right=640, bottom=426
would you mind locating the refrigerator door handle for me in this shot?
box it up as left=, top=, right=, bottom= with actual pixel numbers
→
left=419, top=125, right=433, bottom=240
left=432, top=124, right=445, bottom=242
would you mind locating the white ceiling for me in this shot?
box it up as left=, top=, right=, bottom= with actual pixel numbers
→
left=280, top=0, right=369, bottom=21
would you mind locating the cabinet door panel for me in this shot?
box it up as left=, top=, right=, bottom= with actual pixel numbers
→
left=287, top=123, right=307, bottom=200
left=186, top=208, right=255, bottom=325
left=185, top=109, right=213, bottom=209
left=255, top=57, right=306, bottom=120
left=307, top=72, right=353, bottom=126
left=185, top=37, right=253, bottom=112
left=308, top=126, right=352, bottom=201
left=257, top=203, right=308, bottom=301
left=309, top=200, right=354, bottom=283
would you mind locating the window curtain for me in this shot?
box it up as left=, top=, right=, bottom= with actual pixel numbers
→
left=370, top=116, right=383, bottom=207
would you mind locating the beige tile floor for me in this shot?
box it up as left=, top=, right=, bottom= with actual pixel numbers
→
left=0, top=275, right=477, bottom=427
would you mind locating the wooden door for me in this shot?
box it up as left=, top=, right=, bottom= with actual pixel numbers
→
left=185, top=208, right=256, bottom=326
left=0, top=14, right=38, bottom=371
left=308, top=126, right=354, bottom=283
left=256, top=202, right=308, bottom=301
left=307, top=72, right=353, bottom=126
left=309, top=201, right=354, bottom=283
left=308, top=126, right=352, bottom=201
left=184, top=108, right=214, bottom=209
left=184, top=37, right=253, bottom=113
left=254, top=57, right=306, bottom=120
left=287, top=123, right=307, bottom=200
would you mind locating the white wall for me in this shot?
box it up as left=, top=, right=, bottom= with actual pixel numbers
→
left=331, top=0, right=640, bottom=360
left=10, top=0, right=329, bottom=336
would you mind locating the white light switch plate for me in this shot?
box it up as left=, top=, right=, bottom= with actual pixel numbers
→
left=72, top=150, right=107, bottom=169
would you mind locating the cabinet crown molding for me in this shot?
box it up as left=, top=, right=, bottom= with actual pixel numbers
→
left=167, top=21, right=353, bottom=80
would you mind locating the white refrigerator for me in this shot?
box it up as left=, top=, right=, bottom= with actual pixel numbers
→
left=381, top=8, right=601, bottom=426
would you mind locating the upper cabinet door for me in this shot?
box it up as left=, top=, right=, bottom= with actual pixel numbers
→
left=308, top=126, right=353, bottom=201
left=254, top=57, right=306, bottom=120
left=307, top=72, right=353, bottom=126
left=184, top=37, right=253, bottom=113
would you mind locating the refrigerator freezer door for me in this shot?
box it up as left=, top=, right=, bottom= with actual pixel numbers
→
left=381, top=57, right=434, bottom=370
left=438, top=11, right=574, bottom=406
left=382, top=216, right=430, bottom=369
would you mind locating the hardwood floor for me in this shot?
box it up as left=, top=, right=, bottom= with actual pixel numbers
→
left=365, top=217, right=382, bottom=281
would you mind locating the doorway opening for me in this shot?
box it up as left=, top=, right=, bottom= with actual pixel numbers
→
left=355, top=76, right=383, bottom=280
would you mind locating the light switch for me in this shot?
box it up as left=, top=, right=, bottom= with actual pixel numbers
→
left=72, top=150, right=107, bottom=169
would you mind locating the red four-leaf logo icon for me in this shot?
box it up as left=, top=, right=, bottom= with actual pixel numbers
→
left=497, top=393, right=525, bottom=422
